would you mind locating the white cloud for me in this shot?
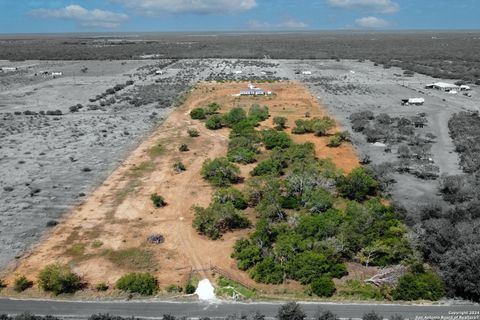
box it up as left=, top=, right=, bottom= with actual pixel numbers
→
left=248, top=17, right=308, bottom=30
left=111, top=0, right=257, bottom=16
left=328, top=0, right=399, bottom=14
left=355, top=16, right=390, bottom=28
left=30, top=5, right=128, bottom=28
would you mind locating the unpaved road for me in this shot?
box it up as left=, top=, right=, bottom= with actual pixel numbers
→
left=0, top=298, right=478, bottom=319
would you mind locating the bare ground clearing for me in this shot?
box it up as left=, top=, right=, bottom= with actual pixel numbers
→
left=4, top=81, right=361, bottom=297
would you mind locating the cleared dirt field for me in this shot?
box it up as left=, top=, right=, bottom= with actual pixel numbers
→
left=5, top=81, right=360, bottom=296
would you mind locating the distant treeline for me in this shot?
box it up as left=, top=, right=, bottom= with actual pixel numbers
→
left=1, top=32, right=480, bottom=81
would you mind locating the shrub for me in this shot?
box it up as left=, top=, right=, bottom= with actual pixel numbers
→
left=187, top=129, right=199, bottom=137
left=392, top=269, right=445, bottom=301
left=166, top=284, right=182, bottom=293
left=228, top=147, right=257, bottom=164
left=190, top=108, right=206, bottom=120
left=179, top=144, right=189, bottom=152
left=230, top=119, right=261, bottom=140
left=251, top=159, right=282, bottom=177
left=310, top=276, right=336, bottom=297
left=222, top=107, right=247, bottom=127
left=277, top=302, right=306, bottom=320
left=185, top=282, right=196, bottom=294
left=292, top=117, right=335, bottom=136
left=14, top=276, right=33, bottom=293
left=301, top=188, right=334, bottom=214
left=362, top=311, right=382, bottom=320
left=205, top=114, right=224, bottom=130
left=193, top=202, right=250, bottom=240
left=337, top=167, right=378, bottom=202
left=201, top=158, right=241, bottom=187
left=151, top=193, right=167, bottom=208
left=205, top=102, right=221, bottom=115
left=116, top=272, right=158, bottom=295
left=213, top=188, right=248, bottom=209
left=316, top=310, right=339, bottom=320
left=38, top=263, right=81, bottom=295
left=174, top=161, right=186, bottom=173
left=327, top=135, right=343, bottom=148
left=250, top=257, right=284, bottom=284
left=273, top=116, right=287, bottom=130
left=262, top=129, right=292, bottom=149
left=95, top=282, right=109, bottom=291
left=249, top=104, right=269, bottom=122
left=0, top=279, right=6, bottom=290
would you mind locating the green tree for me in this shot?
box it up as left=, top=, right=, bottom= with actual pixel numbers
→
left=249, top=257, right=284, bottom=284
left=201, top=158, right=240, bottom=187
left=232, top=239, right=262, bottom=271
left=193, top=202, right=250, bottom=240
left=337, top=167, right=378, bottom=201
left=301, top=188, right=334, bottom=214
left=222, top=107, right=247, bottom=127
left=261, top=129, right=292, bottom=150
left=38, top=263, right=81, bottom=295
left=251, top=159, right=282, bottom=177
left=213, top=187, right=248, bottom=209
left=392, top=269, right=445, bottom=301
left=116, top=272, right=158, bottom=295
left=310, top=276, right=336, bottom=297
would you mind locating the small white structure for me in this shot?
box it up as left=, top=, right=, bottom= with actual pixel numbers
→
left=233, top=70, right=243, bottom=74
left=1, top=67, right=17, bottom=72
left=460, top=85, right=471, bottom=91
left=155, top=70, right=164, bottom=75
left=302, top=71, right=312, bottom=75
left=51, top=72, right=63, bottom=77
left=425, top=82, right=459, bottom=92
left=448, top=90, right=458, bottom=95
left=240, top=83, right=272, bottom=96
left=402, top=98, right=425, bottom=106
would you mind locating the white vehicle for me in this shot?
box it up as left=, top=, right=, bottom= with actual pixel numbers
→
left=401, top=98, right=425, bottom=106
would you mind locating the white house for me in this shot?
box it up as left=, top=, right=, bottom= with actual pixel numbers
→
left=460, top=85, right=471, bottom=91
left=51, top=72, right=63, bottom=77
left=302, top=71, right=312, bottom=75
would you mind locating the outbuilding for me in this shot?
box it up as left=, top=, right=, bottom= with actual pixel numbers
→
left=425, top=82, right=459, bottom=92
left=1, top=67, right=17, bottom=72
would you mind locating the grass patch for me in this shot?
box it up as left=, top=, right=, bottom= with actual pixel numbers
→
left=104, top=248, right=157, bottom=271
left=128, top=161, right=155, bottom=178
left=92, top=240, right=103, bottom=248
left=66, top=243, right=86, bottom=258
left=115, top=179, right=142, bottom=203
left=149, top=144, right=166, bottom=159
left=216, top=276, right=256, bottom=299
left=336, top=280, right=385, bottom=300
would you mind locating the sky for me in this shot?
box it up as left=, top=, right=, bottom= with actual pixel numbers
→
left=0, top=0, right=479, bottom=34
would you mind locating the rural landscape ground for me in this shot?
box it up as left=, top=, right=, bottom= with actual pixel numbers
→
left=1, top=33, right=480, bottom=313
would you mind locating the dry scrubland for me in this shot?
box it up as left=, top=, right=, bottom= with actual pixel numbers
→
left=0, top=56, right=479, bottom=301
left=3, top=81, right=364, bottom=298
